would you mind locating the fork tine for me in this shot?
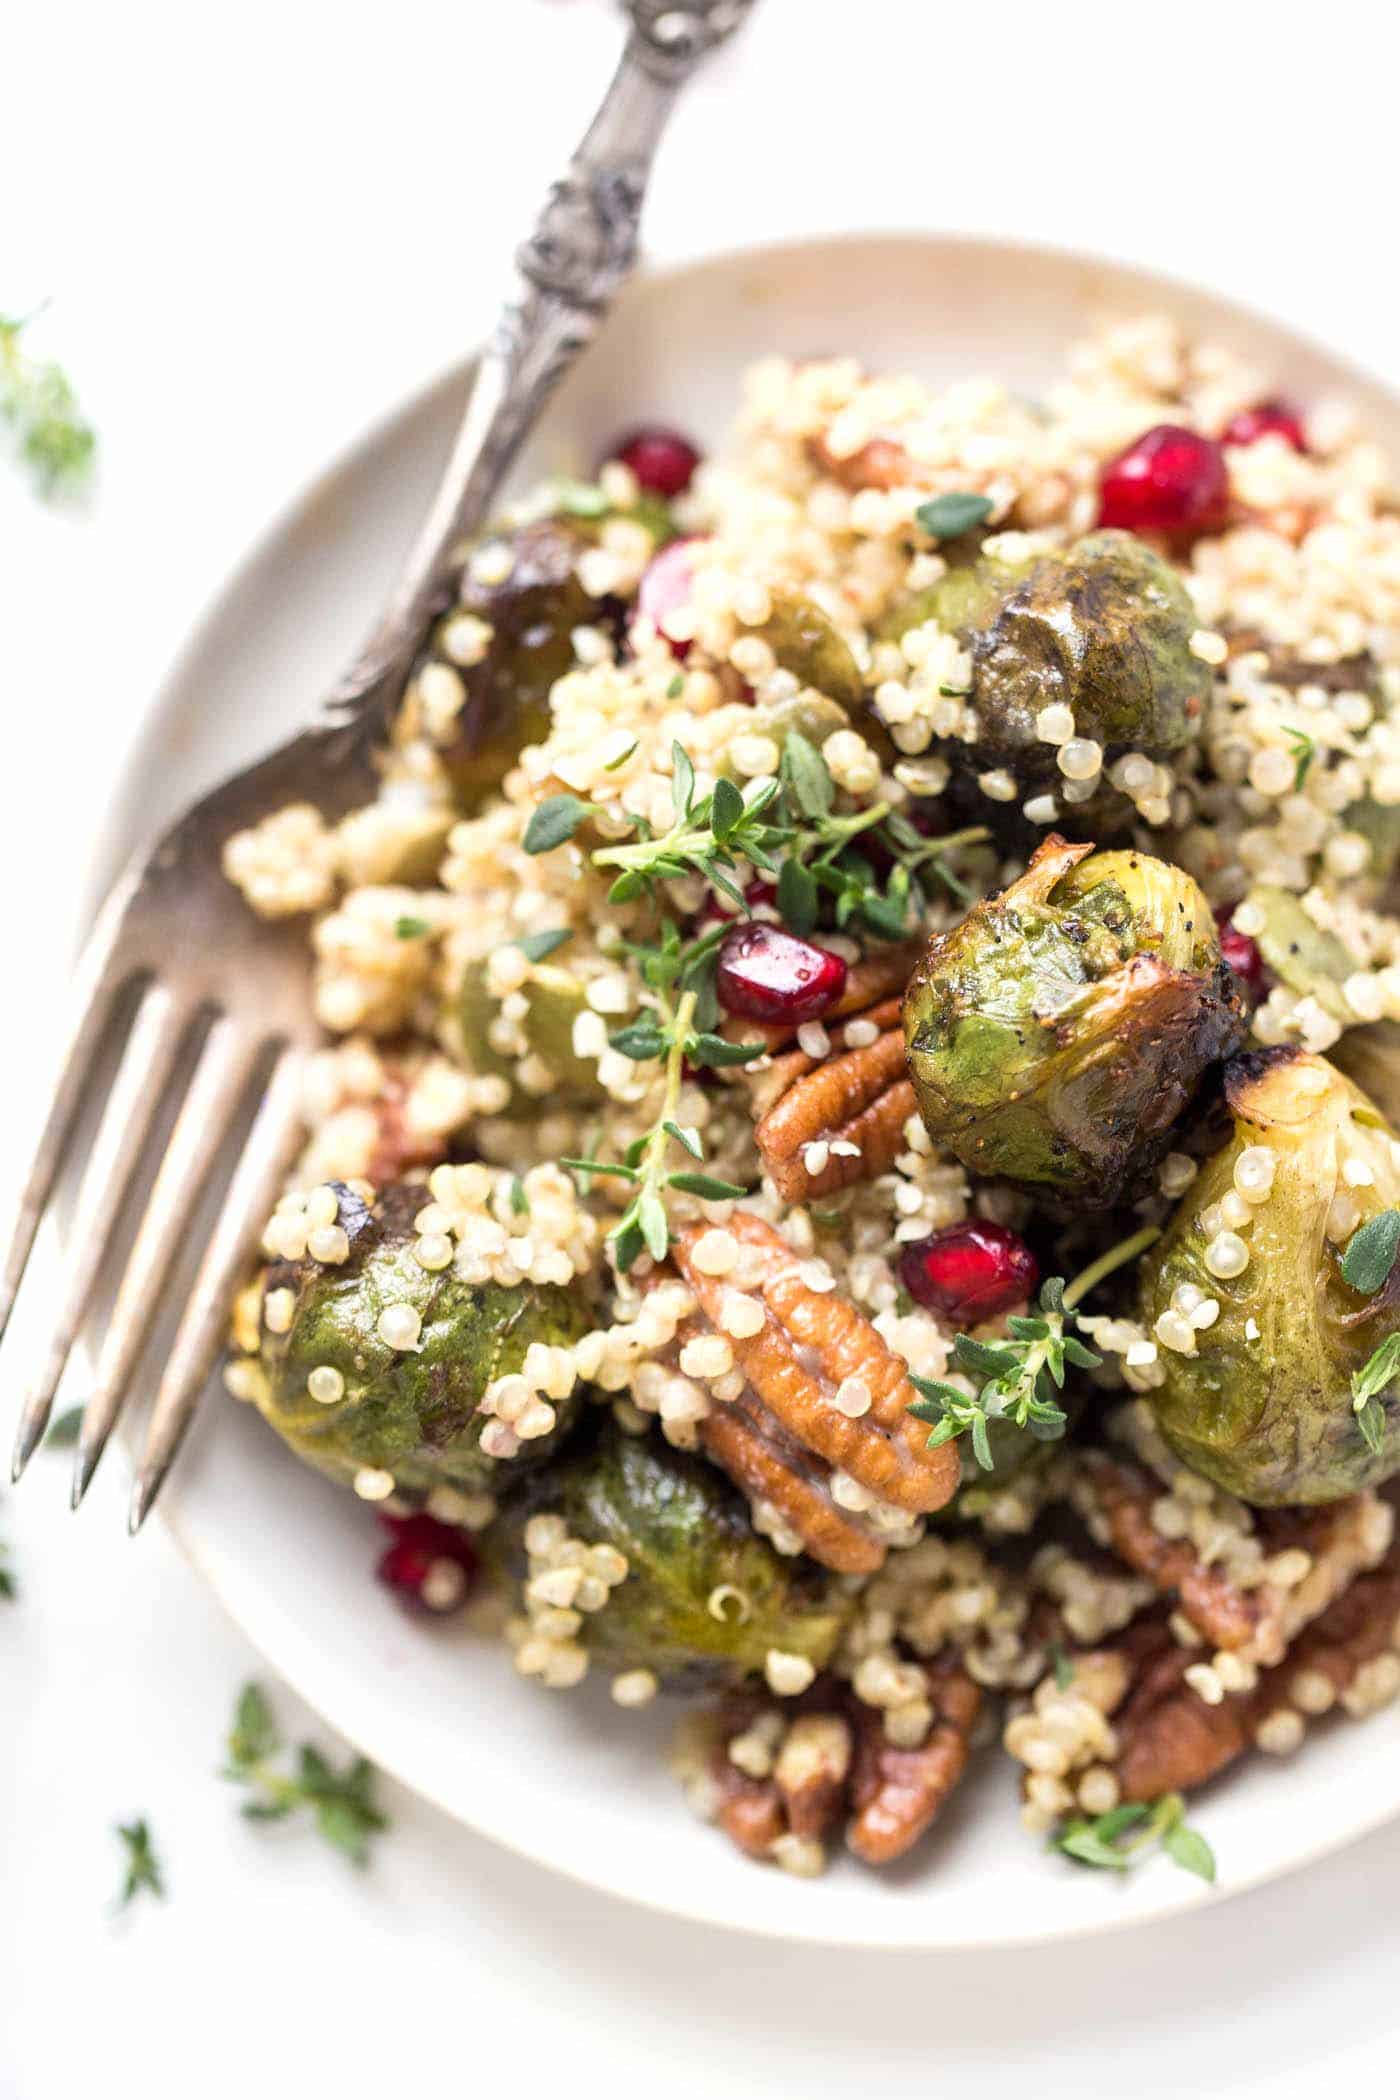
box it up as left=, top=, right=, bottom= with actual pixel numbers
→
left=0, top=884, right=133, bottom=1345
left=128, top=1046, right=306, bottom=1533
left=10, top=984, right=190, bottom=1483
left=71, top=1017, right=262, bottom=1510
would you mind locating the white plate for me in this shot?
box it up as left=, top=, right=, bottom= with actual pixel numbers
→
left=86, top=234, right=1400, bottom=1947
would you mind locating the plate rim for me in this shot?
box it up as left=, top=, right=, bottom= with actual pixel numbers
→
left=87, top=226, right=1400, bottom=1948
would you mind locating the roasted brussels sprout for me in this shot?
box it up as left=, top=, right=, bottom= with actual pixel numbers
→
left=494, top=1423, right=854, bottom=1686
left=1141, top=1049, right=1400, bottom=1503
left=758, top=589, right=865, bottom=713
left=904, top=838, right=1247, bottom=1207
left=1245, top=885, right=1353, bottom=1023
left=253, top=1182, right=591, bottom=1495
left=453, top=954, right=603, bottom=1110
left=1335, top=1021, right=1400, bottom=1123
left=750, top=588, right=894, bottom=762
left=880, top=529, right=1208, bottom=803
left=424, top=517, right=596, bottom=807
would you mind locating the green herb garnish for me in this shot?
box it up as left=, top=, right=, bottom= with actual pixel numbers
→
left=562, top=977, right=755, bottom=1272
left=1351, top=1330, right=1400, bottom=1456
left=1341, top=1207, right=1400, bottom=1295
left=516, top=927, right=572, bottom=963
left=526, top=732, right=984, bottom=941
left=224, top=1683, right=388, bottom=1867
left=0, top=309, right=95, bottom=498
left=1282, top=726, right=1316, bottom=792
left=1053, top=1793, right=1215, bottom=1883
left=113, top=1818, right=165, bottom=1910
left=914, top=491, right=994, bottom=541
left=394, top=915, right=431, bottom=940
left=907, top=1228, right=1160, bottom=1469
left=523, top=793, right=595, bottom=855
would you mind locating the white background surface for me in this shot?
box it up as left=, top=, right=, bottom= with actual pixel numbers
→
left=4, top=1, right=1400, bottom=2093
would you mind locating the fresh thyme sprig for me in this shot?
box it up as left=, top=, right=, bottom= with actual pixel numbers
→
left=224, top=1683, right=388, bottom=1867
left=907, top=1226, right=1161, bottom=1471
left=523, top=731, right=986, bottom=942
left=562, top=978, right=756, bottom=1272
left=1053, top=1792, right=1215, bottom=1882
left=0, top=309, right=96, bottom=498
left=113, top=1817, right=165, bottom=1910
left=1351, top=1332, right=1400, bottom=1456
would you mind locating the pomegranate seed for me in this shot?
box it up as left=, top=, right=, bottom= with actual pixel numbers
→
left=1215, top=907, right=1271, bottom=1003
left=1220, top=398, right=1307, bottom=453
left=1097, top=424, right=1230, bottom=542
left=716, top=921, right=847, bottom=1023
left=899, top=1222, right=1039, bottom=1325
left=634, top=535, right=702, bottom=658
left=375, top=1511, right=478, bottom=1616
left=610, top=425, right=702, bottom=498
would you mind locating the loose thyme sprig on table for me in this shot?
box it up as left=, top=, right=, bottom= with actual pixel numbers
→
left=0, top=309, right=96, bottom=498
left=1053, top=1792, right=1215, bottom=1882
left=224, top=1683, right=388, bottom=1867
left=523, top=732, right=987, bottom=941
left=907, top=1226, right=1162, bottom=1471
left=113, top=1817, right=166, bottom=1910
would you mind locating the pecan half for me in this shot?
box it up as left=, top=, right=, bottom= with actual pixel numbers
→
left=675, top=1214, right=960, bottom=1571
left=776, top=1711, right=855, bottom=1838
left=809, top=431, right=923, bottom=493
left=698, top=1405, right=884, bottom=1574
left=755, top=999, right=917, bottom=1202
left=1031, top=1545, right=1400, bottom=1805
left=1112, top=1641, right=1253, bottom=1801
left=847, top=1652, right=981, bottom=1865
left=1080, top=1455, right=1264, bottom=1653
left=704, top=1661, right=978, bottom=1871
left=1079, top=1454, right=1392, bottom=1666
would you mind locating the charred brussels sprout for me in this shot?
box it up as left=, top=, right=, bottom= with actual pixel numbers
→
left=1141, top=1050, right=1400, bottom=1503
left=424, top=517, right=596, bottom=807
left=494, top=1424, right=853, bottom=1686
left=1335, top=1021, right=1400, bottom=1124
left=757, top=590, right=866, bottom=714
left=880, top=529, right=1207, bottom=802
left=254, top=1182, right=591, bottom=1495
left=1244, top=885, right=1354, bottom=1024
left=904, top=838, right=1247, bottom=1207
left=719, top=588, right=894, bottom=768
left=454, top=954, right=603, bottom=1110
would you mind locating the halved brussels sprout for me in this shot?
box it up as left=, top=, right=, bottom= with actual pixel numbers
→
left=1141, top=1050, right=1400, bottom=1503
left=454, top=954, right=603, bottom=1110
left=493, top=1423, right=854, bottom=1687
left=757, top=589, right=865, bottom=713
left=1335, top=1021, right=1400, bottom=1123
left=904, top=838, right=1247, bottom=1207
left=253, top=1181, right=591, bottom=1496
left=880, top=529, right=1207, bottom=800
left=1245, top=885, right=1354, bottom=1023
left=425, top=517, right=595, bottom=807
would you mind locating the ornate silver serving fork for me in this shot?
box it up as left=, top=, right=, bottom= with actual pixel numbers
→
left=3, top=0, right=753, bottom=1528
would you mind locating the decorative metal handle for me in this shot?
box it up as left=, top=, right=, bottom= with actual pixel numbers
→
left=322, top=0, right=753, bottom=733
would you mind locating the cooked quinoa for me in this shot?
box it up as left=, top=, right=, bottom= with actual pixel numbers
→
left=222, top=318, right=1400, bottom=1884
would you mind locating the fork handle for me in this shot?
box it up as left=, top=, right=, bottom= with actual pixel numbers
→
left=320, top=2, right=751, bottom=736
